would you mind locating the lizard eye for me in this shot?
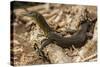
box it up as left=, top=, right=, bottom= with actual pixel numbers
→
left=27, top=11, right=37, bottom=17
left=30, top=12, right=36, bottom=16
left=26, top=12, right=40, bottom=19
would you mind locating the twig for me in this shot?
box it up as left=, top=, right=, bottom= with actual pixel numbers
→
left=81, top=54, right=97, bottom=62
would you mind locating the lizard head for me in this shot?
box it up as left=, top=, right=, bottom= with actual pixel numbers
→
left=24, top=11, right=45, bottom=23
left=24, top=11, right=52, bottom=35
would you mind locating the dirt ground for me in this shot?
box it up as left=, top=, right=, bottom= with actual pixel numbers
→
left=11, top=2, right=97, bottom=66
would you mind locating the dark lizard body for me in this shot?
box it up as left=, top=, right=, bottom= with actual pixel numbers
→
left=25, top=12, right=96, bottom=50
left=41, top=20, right=91, bottom=50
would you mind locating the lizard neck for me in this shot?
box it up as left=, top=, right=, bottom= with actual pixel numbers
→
left=33, top=13, right=52, bottom=35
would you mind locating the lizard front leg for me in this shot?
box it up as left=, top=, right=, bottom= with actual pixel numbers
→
left=40, top=39, right=52, bottom=50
